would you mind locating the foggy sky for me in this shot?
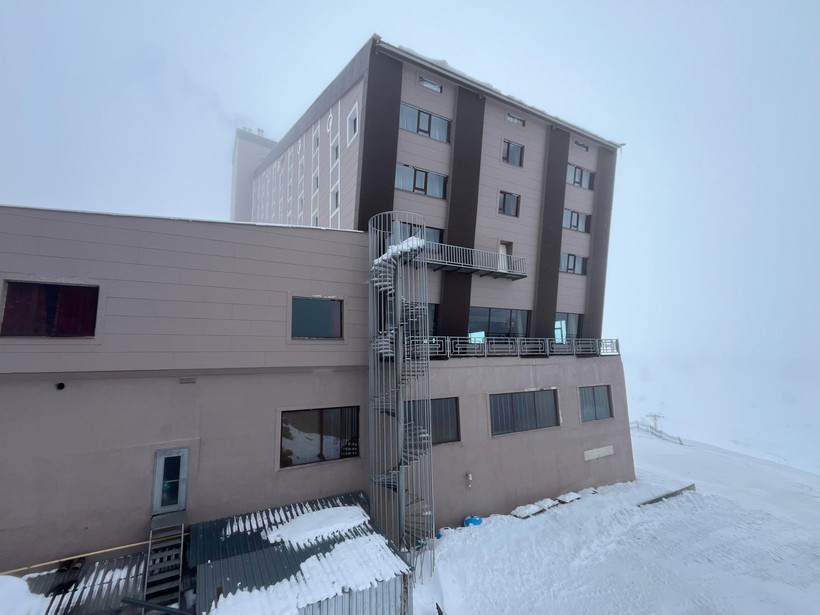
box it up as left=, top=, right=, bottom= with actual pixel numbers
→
left=2, top=1, right=818, bottom=463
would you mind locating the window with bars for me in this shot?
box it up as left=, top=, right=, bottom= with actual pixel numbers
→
left=490, top=390, right=559, bottom=436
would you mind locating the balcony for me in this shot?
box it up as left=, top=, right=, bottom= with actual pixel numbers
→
left=407, top=336, right=620, bottom=359
left=424, top=242, right=527, bottom=280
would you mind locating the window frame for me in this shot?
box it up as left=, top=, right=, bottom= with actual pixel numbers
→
left=559, top=252, right=588, bottom=275
left=563, top=208, right=591, bottom=233
left=580, top=385, right=613, bottom=422
left=498, top=191, right=521, bottom=217
left=346, top=103, right=359, bottom=146
left=395, top=163, right=447, bottom=199
left=501, top=140, right=524, bottom=167
left=290, top=296, right=344, bottom=340
left=152, top=447, right=189, bottom=515
left=399, top=102, right=451, bottom=143
left=506, top=113, right=526, bottom=127
left=490, top=390, right=560, bottom=436
left=406, top=397, right=460, bottom=445
left=1, top=280, right=101, bottom=338
left=418, top=75, right=443, bottom=93
left=279, top=406, right=360, bottom=468
left=468, top=306, right=530, bottom=339
left=566, top=163, right=595, bottom=190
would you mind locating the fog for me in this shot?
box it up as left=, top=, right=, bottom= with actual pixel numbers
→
left=2, top=1, right=818, bottom=468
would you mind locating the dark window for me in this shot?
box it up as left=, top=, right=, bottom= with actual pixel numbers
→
left=1, top=282, right=99, bottom=337
left=490, top=390, right=559, bottom=435
left=498, top=191, right=520, bottom=217
left=406, top=397, right=460, bottom=445
left=468, top=306, right=530, bottom=338
left=280, top=406, right=359, bottom=467
left=580, top=386, right=612, bottom=422
left=291, top=297, right=343, bottom=338
left=560, top=252, right=588, bottom=275
left=398, top=222, right=443, bottom=245
left=502, top=140, right=524, bottom=167
left=566, top=163, right=595, bottom=189
left=427, top=303, right=439, bottom=337
left=554, top=312, right=584, bottom=342
left=400, top=103, right=451, bottom=143
left=563, top=208, right=591, bottom=232
left=574, top=140, right=589, bottom=152
left=395, top=163, right=447, bottom=198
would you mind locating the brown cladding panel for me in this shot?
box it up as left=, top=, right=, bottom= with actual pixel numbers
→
left=533, top=128, right=570, bottom=337
left=438, top=87, right=485, bottom=336
left=356, top=51, right=403, bottom=230
left=584, top=147, right=617, bottom=338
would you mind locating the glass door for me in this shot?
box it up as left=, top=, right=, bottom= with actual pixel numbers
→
left=152, top=448, right=188, bottom=515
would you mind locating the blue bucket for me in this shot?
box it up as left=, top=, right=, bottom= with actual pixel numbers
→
left=463, top=515, right=482, bottom=527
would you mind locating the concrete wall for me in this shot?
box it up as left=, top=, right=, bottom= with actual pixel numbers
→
left=429, top=355, right=634, bottom=528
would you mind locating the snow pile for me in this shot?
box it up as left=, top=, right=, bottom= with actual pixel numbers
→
left=210, top=534, right=409, bottom=615
left=414, top=431, right=820, bottom=614
left=0, top=576, right=51, bottom=615
left=373, top=236, right=425, bottom=265
left=265, top=506, right=369, bottom=547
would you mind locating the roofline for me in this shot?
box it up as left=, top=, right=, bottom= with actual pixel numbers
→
left=235, top=127, right=277, bottom=148
left=374, top=37, right=623, bottom=151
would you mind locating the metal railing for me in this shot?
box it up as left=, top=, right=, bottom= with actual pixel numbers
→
left=424, top=242, right=527, bottom=279
left=406, top=336, right=620, bottom=359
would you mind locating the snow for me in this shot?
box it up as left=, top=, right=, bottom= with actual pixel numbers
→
left=210, top=534, right=409, bottom=615
left=413, top=429, right=820, bottom=614
left=265, top=506, right=369, bottom=548
left=373, top=236, right=425, bottom=265
left=0, top=576, right=51, bottom=615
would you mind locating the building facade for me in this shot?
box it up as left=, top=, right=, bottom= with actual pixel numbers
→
left=0, top=36, right=633, bottom=574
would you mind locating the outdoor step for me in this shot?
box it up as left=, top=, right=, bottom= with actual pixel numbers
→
left=147, top=556, right=180, bottom=574
left=145, top=567, right=181, bottom=584
left=145, top=578, right=181, bottom=596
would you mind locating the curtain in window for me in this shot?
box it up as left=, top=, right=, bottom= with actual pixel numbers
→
left=580, top=387, right=597, bottom=422
left=593, top=387, right=611, bottom=419
left=1, top=282, right=48, bottom=335
left=430, top=398, right=459, bottom=444
left=490, top=394, right=514, bottom=435
left=53, top=286, right=99, bottom=336
left=399, top=104, right=418, bottom=132
left=534, top=390, right=558, bottom=428
left=513, top=392, right=537, bottom=431
left=395, top=164, right=414, bottom=191
left=426, top=173, right=445, bottom=198
left=430, top=116, right=449, bottom=142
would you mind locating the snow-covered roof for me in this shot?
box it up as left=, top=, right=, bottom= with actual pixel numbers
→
left=189, top=491, right=410, bottom=614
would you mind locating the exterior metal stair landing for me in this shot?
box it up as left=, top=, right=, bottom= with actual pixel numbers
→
left=143, top=511, right=185, bottom=610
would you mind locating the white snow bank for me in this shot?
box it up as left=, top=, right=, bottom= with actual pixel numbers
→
left=373, top=236, right=425, bottom=265
left=556, top=491, right=580, bottom=503
left=0, top=576, right=51, bottom=615
left=265, top=506, right=368, bottom=548
left=210, top=534, right=409, bottom=615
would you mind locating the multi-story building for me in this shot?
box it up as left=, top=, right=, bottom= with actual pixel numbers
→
left=0, top=35, right=633, bottom=582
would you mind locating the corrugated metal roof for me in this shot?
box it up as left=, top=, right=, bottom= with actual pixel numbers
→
left=24, top=552, right=146, bottom=615
left=190, top=491, right=409, bottom=614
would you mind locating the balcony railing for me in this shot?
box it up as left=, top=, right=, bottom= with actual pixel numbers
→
left=424, top=242, right=527, bottom=280
left=405, top=336, right=620, bottom=359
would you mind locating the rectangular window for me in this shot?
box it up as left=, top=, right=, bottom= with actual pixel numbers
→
left=332, top=189, right=340, bottom=210
left=280, top=406, right=359, bottom=467
left=427, top=303, right=439, bottom=337
left=554, top=312, right=584, bottom=342
left=502, top=140, right=524, bottom=167
left=395, top=163, right=447, bottom=199
left=574, top=140, right=589, bottom=152
left=152, top=448, right=188, bottom=515
left=506, top=113, right=525, bottom=126
left=312, top=128, right=320, bottom=153
left=563, top=208, right=591, bottom=232
left=498, top=191, right=520, bottom=217
left=566, top=163, right=595, bottom=189
left=580, top=385, right=612, bottom=422
left=312, top=170, right=319, bottom=194
left=297, top=195, right=304, bottom=215
left=560, top=252, right=588, bottom=275
left=347, top=104, right=359, bottom=145
left=312, top=213, right=319, bottom=227
left=298, top=160, right=305, bottom=179
left=468, top=306, right=530, bottom=339
left=490, top=390, right=559, bottom=436
left=1, top=281, right=99, bottom=337
left=406, top=397, right=460, bottom=445
left=398, top=222, right=443, bottom=244
left=418, top=76, right=442, bottom=93
left=331, top=138, right=340, bottom=166
left=399, top=103, right=451, bottom=143
left=291, top=297, right=343, bottom=339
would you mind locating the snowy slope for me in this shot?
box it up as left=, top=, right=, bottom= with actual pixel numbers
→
left=414, top=429, right=820, bottom=614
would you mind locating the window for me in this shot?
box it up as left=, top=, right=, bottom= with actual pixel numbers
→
left=331, top=188, right=340, bottom=211
left=563, top=208, right=591, bottom=232
left=397, top=222, right=443, bottom=245
left=554, top=312, right=583, bottom=342
left=399, top=103, right=451, bottom=143
left=490, top=390, right=559, bottom=436
left=574, top=140, right=589, bottom=152
left=280, top=406, right=359, bottom=467
left=312, top=170, right=319, bottom=194
left=566, top=163, right=595, bottom=189
left=498, top=191, right=520, bottom=217
left=502, top=140, right=524, bottom=167
left=291, top=297, right=343, bottom=338
left=299, top=160, right=305, bottom=179
left=312, top=213, right=319, bottom=226
left=468, top=306, right=530, bottom=339
left=406, top=398, right=460, bottom=445
left=1, top=281, right=99, bottom=337
left=418, top=76, right=442, bottom=93
left=312, top=128, right=320, bottom=153
left=580, top=385, right=612, bottom=422
left=297, top=195, right=304, bottom=215
left=331, top=138, right=340, bottom=166
left=347, top=104, right=359, bottom=145
left=506, top=113, right=525, bottom=127
left=395, top=163, right=447, bottom=199
left=560, top=252, right=588, bottom=275
left=427, top=303, right=439, bottom=336
left=152, top=448, right=188, bottom=515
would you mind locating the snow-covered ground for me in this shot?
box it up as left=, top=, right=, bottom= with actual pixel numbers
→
left=414, top=428, right=820, bottom=614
